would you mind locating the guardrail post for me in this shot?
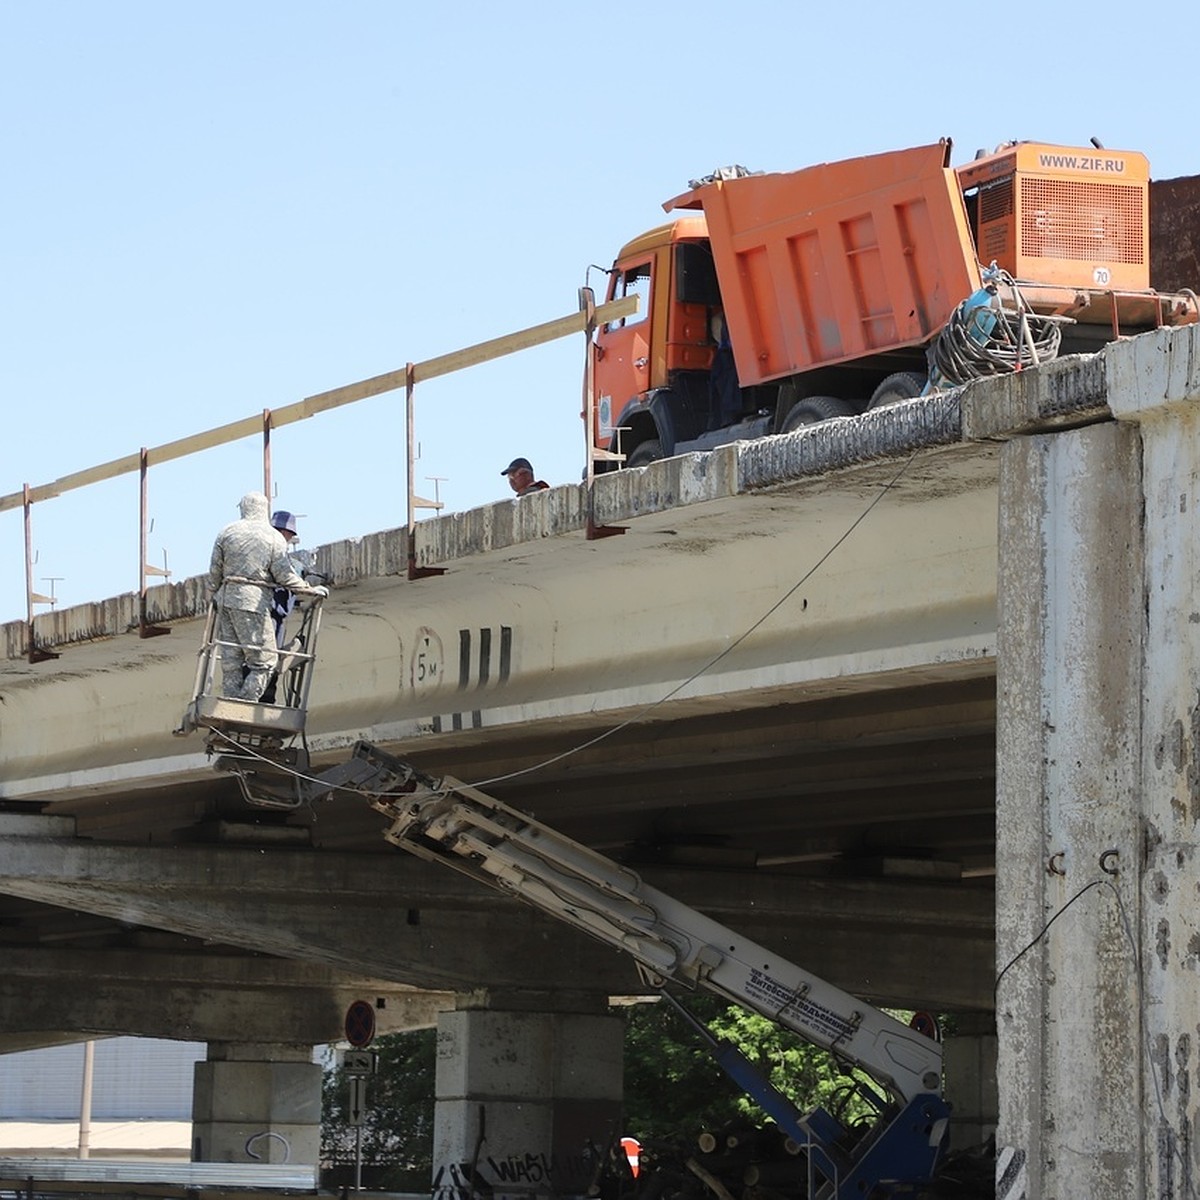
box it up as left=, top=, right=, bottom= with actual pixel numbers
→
left=406, top=362, right=445, bottom=581
left=262, top=408, right=273, bottom=502
left=139, top=449, right=170, bottom=639
left=23, top=484, right=58, bottom=663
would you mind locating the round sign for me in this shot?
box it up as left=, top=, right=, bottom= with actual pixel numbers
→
left=909, top=1011, right=941, bottom=1042
left=345, top=999, right=376, bottom=1048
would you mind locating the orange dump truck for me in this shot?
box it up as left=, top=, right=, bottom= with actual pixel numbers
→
left=588, top=139, right=1197, bottom=467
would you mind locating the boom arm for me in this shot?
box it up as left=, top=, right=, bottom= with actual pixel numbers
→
left=369, top=768, right=942, bottom=1106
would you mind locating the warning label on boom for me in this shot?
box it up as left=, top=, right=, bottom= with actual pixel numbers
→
left=743, top=968, right=857, bottom=1044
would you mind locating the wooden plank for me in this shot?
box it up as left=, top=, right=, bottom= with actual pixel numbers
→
left=0, top=294, right=637, bottom=514
left=18, top=451, right=143, bottom=506
left=145, top=414, right=268, bottom=466
left=273, top=294, right=638, bottom=423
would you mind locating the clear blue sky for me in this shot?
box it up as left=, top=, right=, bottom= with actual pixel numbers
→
left=1, top=2, right=1195, bottom=622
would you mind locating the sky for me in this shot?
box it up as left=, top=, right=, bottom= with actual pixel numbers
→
left=1, top=2, right=1196, bottom=624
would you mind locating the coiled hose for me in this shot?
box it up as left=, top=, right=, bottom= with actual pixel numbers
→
left=928, top=270, right=1064, bottom=387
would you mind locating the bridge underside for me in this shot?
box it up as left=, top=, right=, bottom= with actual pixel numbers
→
left=0, top=656, right=998, bottom=1053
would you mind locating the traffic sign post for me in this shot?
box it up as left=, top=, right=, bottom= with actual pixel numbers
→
left=348, top=1074, right=367, bottom=1126
left=342, top=1002, right=376, bottom=1191
left=348, top=1074, right=368, bottom=1191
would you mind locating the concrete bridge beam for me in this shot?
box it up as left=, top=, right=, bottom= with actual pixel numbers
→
left=0, top=944, right=449, bottom=1053
left=1110, top=328, right=1200, bottom=1199
left=996, top=420, right=1144, bottom=1199
left=0, top=816, right=995, bottom=1011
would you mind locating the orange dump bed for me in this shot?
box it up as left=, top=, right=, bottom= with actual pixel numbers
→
left=664, top=142, right=980, bottom=389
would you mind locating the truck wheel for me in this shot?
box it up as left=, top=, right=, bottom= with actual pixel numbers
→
left=781, top=396, right=856, bottom=433
left=626, top=439, right=663, bottom=467
left=868, top=371, right=926, bottom=409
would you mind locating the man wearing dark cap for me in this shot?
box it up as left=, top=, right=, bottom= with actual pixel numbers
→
left=501, top=457, right=549, bottom=497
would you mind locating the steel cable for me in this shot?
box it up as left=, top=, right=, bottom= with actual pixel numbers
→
left=928, top=272, right=1064, bottom=387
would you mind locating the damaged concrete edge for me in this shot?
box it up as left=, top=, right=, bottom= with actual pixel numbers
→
left=1105, top=320, right=1200, bottom=422
left=5, top=339, right=1154, bottom=659
left=961, top=352, right=1108, bottom=441
left=961, top=324, right=1200, bottom=439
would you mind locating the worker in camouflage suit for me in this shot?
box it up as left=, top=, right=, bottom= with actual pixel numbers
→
left=208, top=492, right=327, bottom=701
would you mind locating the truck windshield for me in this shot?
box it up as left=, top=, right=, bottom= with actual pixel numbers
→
left=606, top=261, right=651, bottom=331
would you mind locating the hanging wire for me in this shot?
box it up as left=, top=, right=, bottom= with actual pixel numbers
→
left=995, top=875, right=1197, bottom=1199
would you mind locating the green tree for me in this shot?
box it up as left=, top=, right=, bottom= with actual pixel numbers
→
left=622, top=995, right=745, bottom=1141
left=321, top=1028, right=436, bottom=1192
left=621, top=995, right=878, bottom=1144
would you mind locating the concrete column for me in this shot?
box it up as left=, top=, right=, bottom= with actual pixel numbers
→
left=996, top=421, right=1145, bottom=1199
left=431, top=993, right=623, bottom=1200
left=941, top=1012, right=997, bottom=1152
left=192, top=1041, right=321, bottom=1165
left=997, top=326, right=1200, bottom=1200
left=1108, top=328, right=1200, bottom=1198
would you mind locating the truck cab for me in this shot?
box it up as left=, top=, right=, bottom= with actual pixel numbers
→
left=588, top=140, right=1197, bottom=470
left=593, top=216, right=760, bottom=466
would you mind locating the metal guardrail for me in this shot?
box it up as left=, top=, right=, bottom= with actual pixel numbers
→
left=0, top=1159, right=319, bottom=1189
left=2, top=294, right=637, bottom=662
left=0, top=1167, right=434, bottom=1200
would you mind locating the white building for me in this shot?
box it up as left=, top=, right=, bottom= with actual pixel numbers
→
left=0, top=1038, right=203, bottom=1159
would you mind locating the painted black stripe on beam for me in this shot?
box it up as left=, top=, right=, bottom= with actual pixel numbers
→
left=458, top=628, right=471, bottom=690
left=478, top=627, right=492, bottom=688
left=499, top=626, right=512, bottom=682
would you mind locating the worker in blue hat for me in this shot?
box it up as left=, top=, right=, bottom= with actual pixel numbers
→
left=255, top=509, right=321, bottom=705
left=268, top=510, right=308, bottom=647
left=501, top=457, right=549, bottom=497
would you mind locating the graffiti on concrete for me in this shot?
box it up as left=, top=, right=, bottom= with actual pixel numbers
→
left=433, top=1145, right=603, bottom=1200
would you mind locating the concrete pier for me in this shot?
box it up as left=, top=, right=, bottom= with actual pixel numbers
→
left=191, top=1042, right=322, bottom=1165
left=995, top=327, right=1200, bottom=1199
left=432, top=994, right=623, bottom=1200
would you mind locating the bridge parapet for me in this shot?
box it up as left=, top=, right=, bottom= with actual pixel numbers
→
left=0, top=350, right=1100, bottom=662
left=9, top=324, right=1197, bottom=664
